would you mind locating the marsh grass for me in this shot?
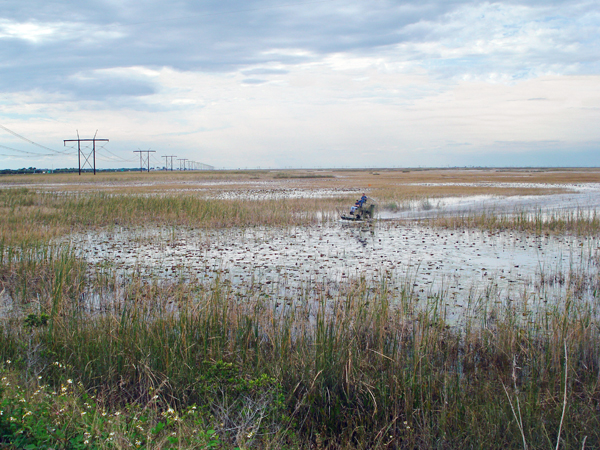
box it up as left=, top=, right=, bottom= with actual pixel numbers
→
left=0, top=241, right=87, bottom=315
left=429, top=208, right=600, bottom=236
left=1, top=249, right=599, bottom=448
left=4, top=167, right=598, bottom=195
left=0, top=188, right=335, bottom=245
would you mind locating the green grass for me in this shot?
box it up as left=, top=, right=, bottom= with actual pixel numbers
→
left=0, top=365, right=224, bottom=449
left=1, top=247, right=599, bottom=448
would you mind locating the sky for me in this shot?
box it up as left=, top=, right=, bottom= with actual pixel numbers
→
left=0, top=0, right=599, bottom=170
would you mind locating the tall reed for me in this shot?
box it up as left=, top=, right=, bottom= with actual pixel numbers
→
left=1, top=269, right=598, bottom=448
left=0, top=189, right=334, bottom=243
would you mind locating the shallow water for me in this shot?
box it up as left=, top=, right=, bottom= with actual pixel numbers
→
left=382, top=182, right=600, bottom=219
left=68, top=221, right=600, bottom=324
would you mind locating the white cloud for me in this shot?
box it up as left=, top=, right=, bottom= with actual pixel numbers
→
left=0, top=19, right=58, bottom=43
left=0, top=18, right=124, bottom=44
left=1, top=0, right=599, bottom=168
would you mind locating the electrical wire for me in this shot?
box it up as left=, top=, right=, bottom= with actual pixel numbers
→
left=0, top=143, right=60, bottom=157
left=96, top=145, right=136, bottom=163
left=0, top=123, right=73, bottom=155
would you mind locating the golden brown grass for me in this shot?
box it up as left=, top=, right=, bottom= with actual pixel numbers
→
left=1, top=168, right=598, bottom=243
left=2, top=168, right=599, bottom=196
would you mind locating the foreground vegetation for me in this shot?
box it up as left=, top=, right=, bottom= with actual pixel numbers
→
left=1, top=243, right=599, bottom=449
left=1, top=170, right=600, bottom=448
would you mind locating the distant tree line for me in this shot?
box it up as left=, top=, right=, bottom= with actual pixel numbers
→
left=0, top=167, right=44, bottom=175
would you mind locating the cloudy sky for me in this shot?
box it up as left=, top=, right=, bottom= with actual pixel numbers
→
left=1, top=0, right=599, bottom=170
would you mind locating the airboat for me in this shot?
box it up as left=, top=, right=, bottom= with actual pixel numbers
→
left=340, top=197, right=377, bottom=221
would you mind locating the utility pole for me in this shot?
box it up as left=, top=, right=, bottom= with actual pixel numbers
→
left=133, top=149, right=156, bottom=173
left=162, top=155, right=177, bottom=171
left=64, top=130, right=108, bottom=175
left=178, top=158, right=188, bottom=171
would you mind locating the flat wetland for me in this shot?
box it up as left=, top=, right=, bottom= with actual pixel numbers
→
left=1, top=168, right=600, bottom=449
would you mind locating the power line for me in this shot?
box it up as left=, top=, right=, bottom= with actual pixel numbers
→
left=95, top=152, right=133, bottom=163
left=0, top=143, right=58, bottom=157
left=0, top=123, right=72, bottom=155
left=96, top=145, right=136, bottom=162
left=0, top=152, right=36, bottom=158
